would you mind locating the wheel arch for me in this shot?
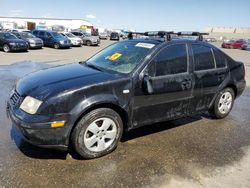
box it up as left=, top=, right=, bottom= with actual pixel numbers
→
left=209, top=84, right=237, bottom=109
left=225, top=84, right=237, bottom=97
left=68, top=102, right=129, bottom=145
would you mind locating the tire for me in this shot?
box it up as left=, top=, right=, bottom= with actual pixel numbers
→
left=54, top=43, right=60, bottom=49
left=209, top=88, right=235, bottom=119
left=71, top=108, right=123, bottom=159
left=3, top=44, right=10, bottom=53
left=86, top=41, right=91, bottom=46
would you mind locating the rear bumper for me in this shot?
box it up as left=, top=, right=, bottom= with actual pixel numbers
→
left=236, top=80, right=246, bottom=98
left=6, top=103, right=71, bottom=150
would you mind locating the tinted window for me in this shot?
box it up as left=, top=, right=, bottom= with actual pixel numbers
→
left=33, top=30, right=38, bottom=35
left=192, top=44, right=215, bottom=71
left=213, top=49, right=227, bottom=68
left=154, top=44, right=188, bottom=76
left=0, top=33, right=4, bottom=39
left=46, top=32, right=52, bottom=38
left=39, top=31, right=45, bottom=37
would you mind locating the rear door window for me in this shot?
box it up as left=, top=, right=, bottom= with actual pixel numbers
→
left=213, top=49, right=227, bottom=68
left=46, top=32, right=52, bottom=38
left=192, top=44, right=215, bottom=71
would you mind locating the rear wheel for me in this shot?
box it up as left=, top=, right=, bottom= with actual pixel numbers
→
left=71, top=108, right=123, bottom=159
left=209, top=88, right=235, bottom=119
left=3, top=44, right=10, bottom=53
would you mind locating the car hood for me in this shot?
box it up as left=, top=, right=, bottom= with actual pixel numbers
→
left=223, top=42, right=233, bottom=45
left=27, top=37, right=43, bottom=41
left=16, top=63, right=120, bottom=100
left=68, top=37, right=81, bottom=41
left=85, top=36, right=99, bottom=40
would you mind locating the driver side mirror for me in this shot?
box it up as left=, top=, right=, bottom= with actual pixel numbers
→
left=142, top=74, right=154, bottom=94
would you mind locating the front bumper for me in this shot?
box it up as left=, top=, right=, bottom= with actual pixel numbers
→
left=91, top=40, right=100, bottom=45
left=29, top=43, right=44, bottom=48
left=59, top=43, right=71, bottom=48
left=6, top=102, right=71, bottom=150
left=71, top=41, right=82, bottom=46
left=9, top=45, right=28, bottom=51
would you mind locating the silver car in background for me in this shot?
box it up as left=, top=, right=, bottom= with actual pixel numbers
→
left=241, top=40, right=250, bottom=50
left=60, top=32, right=83, bottom=46
left=71, top=30, right=100, bottom=46
left=99, top=32, right=108, bottom=40
left=12, top=32, right=43, bottom=49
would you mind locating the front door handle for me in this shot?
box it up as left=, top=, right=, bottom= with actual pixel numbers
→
left=181, top=79, right=192, bottom=90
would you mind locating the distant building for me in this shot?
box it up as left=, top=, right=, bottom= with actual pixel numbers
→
left=204, top=26, right=250, bottom=40
left=0, top=16, right=93, bottom=32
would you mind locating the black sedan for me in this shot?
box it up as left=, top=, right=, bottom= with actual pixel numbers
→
left=7, top=33, right=246, bottom=159
left=0, top=32, right=28, bottom=52
left=12, top=32, right=44, bottom=49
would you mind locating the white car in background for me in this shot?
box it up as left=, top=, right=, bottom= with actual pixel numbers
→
left=60, top=32, right=83, bottom=47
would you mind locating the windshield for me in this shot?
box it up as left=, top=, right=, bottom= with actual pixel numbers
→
left=65, top=33, right=76, bottom=38
left=51, top=32, right=64, bottom=38
left=84, top=33, right=91, bottom=37
left=3, top=33, right=18, bottom=39
left=85, top=41, right=156, bottom=74
left=20, top=32, right=36, bottom=38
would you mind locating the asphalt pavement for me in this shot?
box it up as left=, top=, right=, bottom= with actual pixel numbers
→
left=0, top=41, right=250, bottom=188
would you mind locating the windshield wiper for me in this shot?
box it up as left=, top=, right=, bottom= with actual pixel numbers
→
left=85, top=63, right=103, bottom=72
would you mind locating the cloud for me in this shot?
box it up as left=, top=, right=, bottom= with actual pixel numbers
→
left=9, top=9, right=23, bottom=17
left=86, top=14, right=96, bottom=19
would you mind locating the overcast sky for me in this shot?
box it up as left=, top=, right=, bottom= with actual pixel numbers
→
left=1, top=0, right=250, bottom=31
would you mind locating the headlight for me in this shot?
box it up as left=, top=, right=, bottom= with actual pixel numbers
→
left=59, top=40, right=64, bottom=44
left=29, top=39, right=35, bottom=43
left=9, top=42, right=16, bottom=46
left=20, top=96, right=42, bottom=114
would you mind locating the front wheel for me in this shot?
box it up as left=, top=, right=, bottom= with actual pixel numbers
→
left=71, top=108, right=123, bottom=159
left=54, top=43, right=60, bottom=49
left=209, top=88, right=235, bottom=119
left=86, top=41, right=91, bottom=46
left=3, top=44, right=10, bottom=53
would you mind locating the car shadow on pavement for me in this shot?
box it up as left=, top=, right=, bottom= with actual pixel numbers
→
left=121, top=114, right=203, bottom=142
left=10, top=114, right=203, bottom=160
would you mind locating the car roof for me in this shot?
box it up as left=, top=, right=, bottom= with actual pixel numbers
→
left=123, top=37, right=213, bottom=47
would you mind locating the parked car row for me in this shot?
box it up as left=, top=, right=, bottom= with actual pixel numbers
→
left=0, top=32, right=29, bottom=52
left=222, top=39, right=250, bottom=51
left=0, top=29, right=101, bottom=52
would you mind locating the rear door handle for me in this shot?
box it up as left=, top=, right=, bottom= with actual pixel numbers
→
left=217, top=73, right=225, bottom=81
